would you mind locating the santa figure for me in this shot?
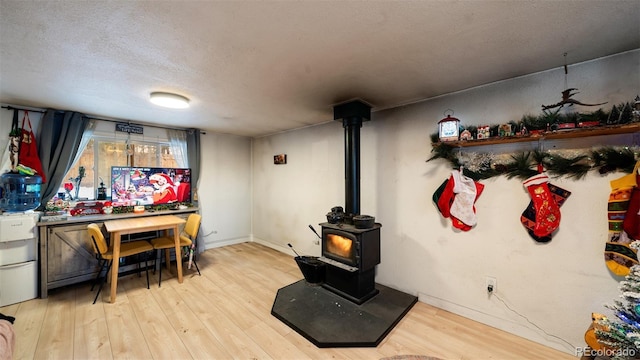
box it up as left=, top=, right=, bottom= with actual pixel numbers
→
left=149, top=173, right=178, bottom=204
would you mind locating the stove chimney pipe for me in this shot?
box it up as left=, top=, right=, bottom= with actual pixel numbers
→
left=333, top=100, right=371, bottom=217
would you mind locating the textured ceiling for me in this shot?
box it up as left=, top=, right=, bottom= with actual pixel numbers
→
left=1, top=1, right=639, bottom=137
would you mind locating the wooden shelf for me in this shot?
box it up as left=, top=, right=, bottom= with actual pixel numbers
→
left=434, top=123, right=640, bottom=148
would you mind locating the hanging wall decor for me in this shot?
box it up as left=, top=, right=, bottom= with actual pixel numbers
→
left=115, top=122, right=144, bottom=134
left=437, top=109, right=460, bottom=142
left=274, top=154, right=287, bottom=165
left=433, top=168, right=484, bottom=232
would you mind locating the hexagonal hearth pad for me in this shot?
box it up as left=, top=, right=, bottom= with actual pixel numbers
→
left=271, top=280, right=417, bottom=348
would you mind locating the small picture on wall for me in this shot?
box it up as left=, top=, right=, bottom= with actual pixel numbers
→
left=274, top=154, right=287, bottom=165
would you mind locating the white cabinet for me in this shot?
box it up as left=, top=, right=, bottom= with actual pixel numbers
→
left=0, top=212, right=39, bottom=306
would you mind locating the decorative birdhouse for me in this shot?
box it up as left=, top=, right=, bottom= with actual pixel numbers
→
left=438, top=110, right=460, bottom=142
left=459, top=129, right=473, bottom=141
left=477, top=125, right=490, bottom=140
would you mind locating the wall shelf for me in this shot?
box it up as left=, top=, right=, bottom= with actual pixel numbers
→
left=434, top=123, right=640, bottom=148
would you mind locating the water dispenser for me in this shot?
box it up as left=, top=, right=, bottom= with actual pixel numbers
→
left=0, top=173, right=42, bottom=212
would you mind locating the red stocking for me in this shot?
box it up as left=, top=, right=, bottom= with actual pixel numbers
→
left=436, top=175, right=455, bottom=218
left=523, top=174, right=561, bottom=237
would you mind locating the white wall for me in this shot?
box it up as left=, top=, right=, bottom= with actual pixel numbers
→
left=198, top=131, right=252, bottom=249
left=252, top=49, right=640, bottom=354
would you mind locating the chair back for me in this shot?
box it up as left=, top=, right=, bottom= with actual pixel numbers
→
left=87, top=223, right=109, bottom=256
left=183, top=214, right=202, bottom=241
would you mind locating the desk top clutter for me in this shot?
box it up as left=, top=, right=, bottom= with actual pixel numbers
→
left=40, top=195, right=194, bottom=222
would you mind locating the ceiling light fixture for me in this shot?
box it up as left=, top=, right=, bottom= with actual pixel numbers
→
left=149, top=92, right=190, bottom=109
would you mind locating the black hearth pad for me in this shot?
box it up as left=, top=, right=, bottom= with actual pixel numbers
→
left=271, top=280, right=418, bottom=348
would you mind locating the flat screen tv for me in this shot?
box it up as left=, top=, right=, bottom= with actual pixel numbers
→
left=111, top=166, right=191, bottom=206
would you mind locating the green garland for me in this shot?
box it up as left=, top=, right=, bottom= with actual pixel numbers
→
left=428, top=100, right=636, bottom=143
left=428, top=144, right=638, bottom=181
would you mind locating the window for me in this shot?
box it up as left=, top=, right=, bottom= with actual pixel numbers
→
left=57, top=121, right=181, bottom=201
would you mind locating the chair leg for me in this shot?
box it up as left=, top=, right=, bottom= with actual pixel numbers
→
left=91, top=259, right=107, bottom=292
left=93, top=260, right=113, bottom=304
left=164, top=249, right=171, bottom=271
left=187, top=248, right=201, bottom=276
left=136, top=255, right=141, bottom=278
left=144, top=254, right=150, bottom=289
left=153, top=249, right=160, bottom=274
left=158, top=250, right=162, bottom=287
left=193, top=258, right=201, bottom=276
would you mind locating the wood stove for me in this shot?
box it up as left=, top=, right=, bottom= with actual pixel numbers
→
left=320, top=222, right=380, bottom=304
left=317, top=99, right=381, bottom=304
left=271, top=99, right=417, bottom=348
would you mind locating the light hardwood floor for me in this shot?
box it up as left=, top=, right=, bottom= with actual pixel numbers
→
left=1, top=242, right=575, bottom=359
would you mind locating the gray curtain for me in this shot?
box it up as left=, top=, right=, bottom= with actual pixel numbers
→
left=186, top=128, right=202, bottom=252
left=38, top=109, right=89, bottom=207
left=186, top=128, right=200, bottom=198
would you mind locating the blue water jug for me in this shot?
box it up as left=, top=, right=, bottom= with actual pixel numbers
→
left=0, top=173, right=42, bottom=212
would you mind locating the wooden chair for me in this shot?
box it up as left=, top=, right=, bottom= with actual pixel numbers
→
left=150, top=213, right=202, bottom=287
left=87, top=223, right=154, bottom=304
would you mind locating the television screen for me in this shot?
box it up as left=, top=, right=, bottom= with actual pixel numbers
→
left=111, top=167, right=191, bottom=206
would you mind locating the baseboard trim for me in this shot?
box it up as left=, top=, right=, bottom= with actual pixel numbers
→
left=418, top=293, right=574, bottom=355
left=204, top=237, right=250, bottom=250
left=251, top=237, right=291, bottom=255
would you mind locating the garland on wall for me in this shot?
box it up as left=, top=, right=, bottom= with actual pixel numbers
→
left=428, top=144, right=639, bottom=181
left=429, top=98, right=639, bottom=142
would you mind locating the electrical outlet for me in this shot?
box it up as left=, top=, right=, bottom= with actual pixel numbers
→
left=485, top=276, right=497, bottom=294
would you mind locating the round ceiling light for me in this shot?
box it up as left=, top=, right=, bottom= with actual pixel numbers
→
left=149, top=92, right=190, bottom=109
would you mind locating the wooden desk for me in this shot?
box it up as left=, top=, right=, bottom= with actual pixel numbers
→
left=103, top=215, right=186, bottom=303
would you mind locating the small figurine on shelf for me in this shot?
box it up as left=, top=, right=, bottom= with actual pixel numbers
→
left=102, top=201, right=113, bottom=214
left=499, top=124, right=512, bottom=137
left=459, top=129, right=473, bottom=141
left=520, top=124, right=528, bottom=136
left=477, top=125, right=490, bottom=140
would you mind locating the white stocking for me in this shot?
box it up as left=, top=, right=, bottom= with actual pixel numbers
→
left=450, top=169, right=478, bottom=226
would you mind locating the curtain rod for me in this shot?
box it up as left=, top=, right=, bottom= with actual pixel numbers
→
left=1, top=105, right=46, bottom=114
left=2, top=104, right=204, bottom=134
left=83, top=115, right=200, bottom=133
left=84, top=116, right=206, bottom=134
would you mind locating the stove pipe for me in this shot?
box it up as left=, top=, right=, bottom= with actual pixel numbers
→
left=333, top=100, right=371, bottom=217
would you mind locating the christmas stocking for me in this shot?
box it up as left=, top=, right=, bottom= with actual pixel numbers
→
left=451, top=180, right=484, bottom=231
left=433, top=173, right=483, bottom=231
left=522, top=174, right=561, bottom=237
left=521, top=183, right=571, bottom=242
left=450, top=169, right=480, bottom=227
left=433, top=175, right=472, bottom=230
left=605, top=169, right=639, bottom=276
left=433, top=177, right=454, bottom=218
left=622, top=175, right=640, bottom=240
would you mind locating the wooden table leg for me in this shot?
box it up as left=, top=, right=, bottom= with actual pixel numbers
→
left=110, top=232, right=121, bottom=303
left=174, top=225, right=183, bottom=283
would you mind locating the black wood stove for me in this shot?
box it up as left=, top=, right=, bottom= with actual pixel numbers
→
left=320, top=222, right=380, bottom=304
left=318, top=100, right=381, bottom=304
left=271, top=99, right=418, bottom=347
